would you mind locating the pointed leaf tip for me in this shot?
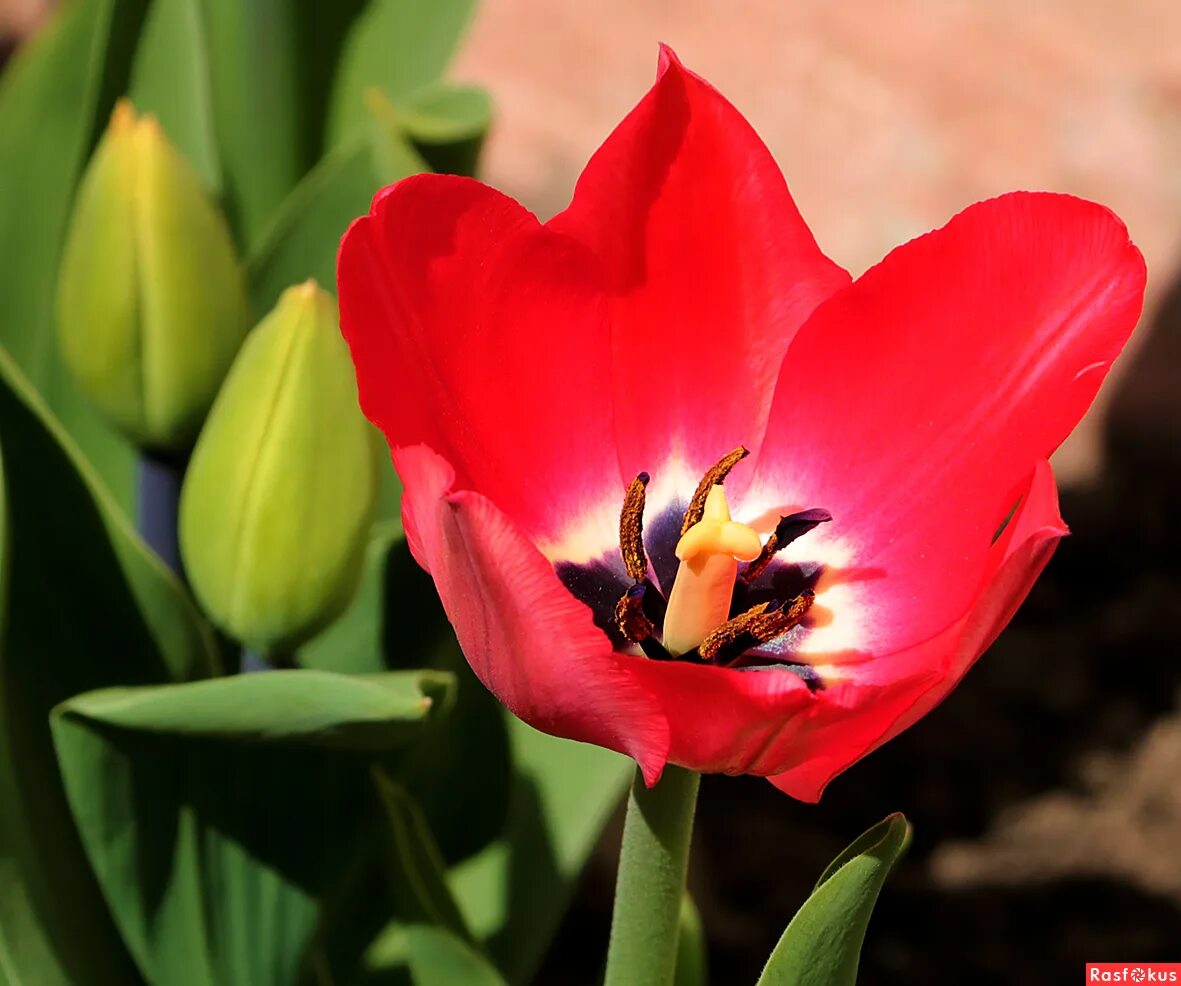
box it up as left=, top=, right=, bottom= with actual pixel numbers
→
left=757, top=813, right=911, bottom=986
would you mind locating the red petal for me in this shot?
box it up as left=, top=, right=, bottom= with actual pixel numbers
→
left=395, top=444, right=670, bottom=784
left=746, top=192, right=1144, bottom=654
left=624, top=656, right=817, bottom=777
left=548, top=46, right=849, bottom=482
left=338, top=175, right=620, bottom=547
left=767, top=460, right=1066, bottom=801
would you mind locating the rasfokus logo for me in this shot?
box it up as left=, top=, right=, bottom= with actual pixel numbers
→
left=1087, top=965, right=1181, bottom=982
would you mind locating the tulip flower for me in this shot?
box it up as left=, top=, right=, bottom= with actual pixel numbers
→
left=337, top=47, right=1145, bottom=801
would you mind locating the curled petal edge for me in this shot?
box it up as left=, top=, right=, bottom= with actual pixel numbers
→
left=394, top=444, right=671, bottom=785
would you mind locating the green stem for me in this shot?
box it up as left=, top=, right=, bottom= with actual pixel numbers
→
left=604, top=764, right=701, bottom=986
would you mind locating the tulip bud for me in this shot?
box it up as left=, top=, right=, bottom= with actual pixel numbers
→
left=179, top=281, right=379, bottom=656
left=56, top=100, right=249, bottom=450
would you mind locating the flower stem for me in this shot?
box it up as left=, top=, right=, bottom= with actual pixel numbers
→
left=604, top=764, right=701, bottom=986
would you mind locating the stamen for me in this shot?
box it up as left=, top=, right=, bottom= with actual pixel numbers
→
left=742, top=508, right=833, bottom=583
left=680, top=446, right=749, bottom=535
left=747, top=591, right=815, bottom=640
left=614, top=583, right=655, bottom=643
left=697, top=601, right=776, bottom=661
left=605, top=447, right=829, bottom=668
left=619, top=471, right=650, bottom=583
left=701, top=592, right=816, bottom=665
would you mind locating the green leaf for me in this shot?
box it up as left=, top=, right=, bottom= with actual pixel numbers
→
left=307, top=536, right=512, bottom=865
left=198, top=0, right=370, bottom=248
left=674, top=893, right=708, bottom=986
left=50, top=668, right=452, bottom=986
left=450, top=719, right=632, bottom=984
left=0, top=345, right=217, bottom=986
left=355, top=924, right=508, bottom=986
left=373, top=772, right=472, bottom=941
left=0, top=348, right=217, bottom=683
left=58, top=669, right=452, bottom=749
left=365, top=83, right=489, bottom=179
left=0, top=0, right=149, bottom=508
left=396, top=83, right=491, bottom=145
left=404, top=927, right=508, bottom=986
left=246, top=130, right=427, bottom=318
left=127, top=0, right=221, bottom=193
left=0, top=858, right=72, bottom=986
left=326, top=0, right=477, bottom=147
left=756, top=813, right=912, bottom=986
left=394, top=647, right=511, bottom=867
left=0, top=448, right=70, bottom=986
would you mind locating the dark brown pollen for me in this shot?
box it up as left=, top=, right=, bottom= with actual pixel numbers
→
left=698, top=601, right=775, bottom=661
left=680, top=445, right=749, bottom=535
left=619, top=471, right=650, bottom=583
left=699, top=591, right=815, bottom=665
left=614, top=584, right=655, bottom=643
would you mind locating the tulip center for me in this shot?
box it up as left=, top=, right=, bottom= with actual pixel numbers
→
left=662, top=485, right=761, bottom=656
left=597, top=446, right=832, bottom=670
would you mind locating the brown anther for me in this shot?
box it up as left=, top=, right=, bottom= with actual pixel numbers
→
left=741, top=508, right=833, bottom=584
left=680, top=446, right=750, bottom=535
left=747, top=591, right=815, bottom=641
left=698, top=601, right=774, bottom=661
left=614, top=585, right=655, bottom=643
left=619, top=472, right=650, bottom=583
left=698, top=591, right=815, bottom=664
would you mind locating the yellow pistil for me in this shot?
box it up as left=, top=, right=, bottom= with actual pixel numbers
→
left=662, top=484, right=762, bottom=657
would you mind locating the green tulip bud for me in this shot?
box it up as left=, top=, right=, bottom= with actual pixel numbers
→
left=179, top=281, right=378, bottom=656
left=56, top=100, right=249, bottom=450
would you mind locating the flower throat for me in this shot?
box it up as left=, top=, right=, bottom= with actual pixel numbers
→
left=614, top=446, right=831, bottom=667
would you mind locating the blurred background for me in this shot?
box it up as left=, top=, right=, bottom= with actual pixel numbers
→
left=4, top=1, right=1180, bottom=982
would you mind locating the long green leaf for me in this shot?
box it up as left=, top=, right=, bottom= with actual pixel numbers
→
left=247, top=128, right=426, bottom=317
left=127, top=0, right=220, bottom=193
left=373, top=771, right=472, bottom=941
left=0, top=0, right=148, bottom=508
left=0, top=348, right=216, bottom=682
left=450, top=719, right=632, bottom=984
left=0, top=342, right=217, bottom=985
left=199, top=0, right=369, bottom=248
left=59, top=669, right=452, bottom=749
left=325, top=0, right=477, bottom=147
left=0, top=860, right=71, bottom=986
left=0, top=449, right=66, bottom=986
left=404, top=927, right=508, bottom=986
left=756, top=813, right=912, bottom=986
left=357, top=924, right=508, bottom=986
left=51, top=668, right=452, bottom=986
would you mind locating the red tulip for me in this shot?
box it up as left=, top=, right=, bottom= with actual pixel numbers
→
left=337, top=47, right=1145, bottom=800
